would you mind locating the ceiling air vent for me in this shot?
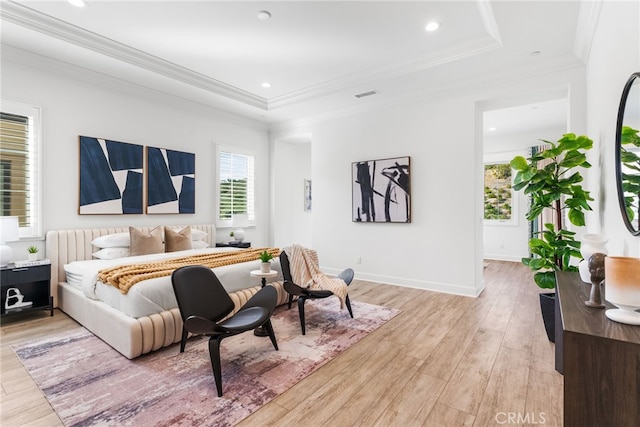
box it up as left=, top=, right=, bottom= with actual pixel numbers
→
left=354, top=90, right=378, bottom=99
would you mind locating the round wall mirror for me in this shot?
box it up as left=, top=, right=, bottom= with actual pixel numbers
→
left=615, top=72, right=640, bottom=236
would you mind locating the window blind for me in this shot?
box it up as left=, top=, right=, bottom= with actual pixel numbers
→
left=218, top=150, right=255, bottom=222
left=0, top=112, right=31, bottom=227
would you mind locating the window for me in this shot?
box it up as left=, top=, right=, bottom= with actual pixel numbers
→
left=216, top=145, right=255, bottom=227
left=484, top=162, right=516, bottom=224
left=0, top=101, right=42, bottom=238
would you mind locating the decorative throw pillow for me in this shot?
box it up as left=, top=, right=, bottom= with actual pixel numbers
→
left=190, top=229, right=208, bottom=241
left=164, top=226, right=192, bottom=252
left=129, top=226, right=163, bottom=256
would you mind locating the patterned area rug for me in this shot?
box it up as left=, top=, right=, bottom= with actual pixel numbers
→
left=14, top=299, right=399, bottom=427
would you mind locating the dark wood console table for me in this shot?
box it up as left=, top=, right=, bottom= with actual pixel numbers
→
left=555, top=271, right=640, bottom=427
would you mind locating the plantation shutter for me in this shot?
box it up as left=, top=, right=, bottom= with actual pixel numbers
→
left=218, top=150, right=255, bottom=223
left=0, top=113, right=31, bottom=227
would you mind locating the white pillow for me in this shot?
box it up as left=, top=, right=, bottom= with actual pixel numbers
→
left=191, top=229, right=208, bottom=241
left=91, top=228, right=207, bottom=248
left=191, top=240, right=209, bottom=249
left=92, top=247, right=130, bottom=260
left=91, top=232, right=130, bottom=248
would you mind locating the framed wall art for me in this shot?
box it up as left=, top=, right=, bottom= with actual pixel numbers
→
left=304, top=179, right=312, bottom=212
left=146, top=146, right=195, bottom=214
left=79, top=136, right=144, bottom=214
left=352, top=156, right=411, bottom=223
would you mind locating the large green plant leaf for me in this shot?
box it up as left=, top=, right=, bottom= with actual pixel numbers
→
left=510, top=156, right=528, bottom=171
left=510, top=133, right=594, bottom=289
left=534, top=271, right=557, bottom=289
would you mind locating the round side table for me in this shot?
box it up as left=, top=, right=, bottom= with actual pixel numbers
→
left=250, top=269, right=279, bottom=336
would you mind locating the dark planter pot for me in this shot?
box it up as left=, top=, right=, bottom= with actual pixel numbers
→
left=539, top=292, right=556, bottom=343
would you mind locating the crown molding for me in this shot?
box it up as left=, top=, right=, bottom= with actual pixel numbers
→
left=1, top=0, right=505, bottom=113
left=573, top=0, right=603, bottom=63
left=0, top=0, right=268, bottom=110
left=477, top=0, right=502, bottom=46
left=268, top=0, right=502, bottom=110
left=267, top=36, right=502, bottom=110
left=2, top=45, right=270, bottom=132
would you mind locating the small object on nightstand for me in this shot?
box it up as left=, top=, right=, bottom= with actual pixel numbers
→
left=14, top=258, right=51, bottom=268
left=5, top=288, right=32, bottom=310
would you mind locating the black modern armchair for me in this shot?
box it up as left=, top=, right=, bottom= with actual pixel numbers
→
left=280, top=251, right=354, bottom=335
left=171, top=265, right=279, bottom=397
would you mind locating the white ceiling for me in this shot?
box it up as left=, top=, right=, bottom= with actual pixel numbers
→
left=1, top=0, right=590, bottom=132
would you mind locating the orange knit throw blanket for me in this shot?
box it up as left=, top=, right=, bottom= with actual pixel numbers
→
left=98, top=248, right=280, bottom=294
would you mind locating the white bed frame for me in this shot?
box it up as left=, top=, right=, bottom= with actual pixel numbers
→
left=45, top=224, right=289, bottom=359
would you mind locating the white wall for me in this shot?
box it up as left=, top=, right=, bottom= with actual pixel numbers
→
left=272, top=139, right=312, bottom=248
left=482, top=150, right=529, bottom=262
left=273, top=68, right=586, bottom=297
left=1, top=48, right=272, bottom=258
left=586, top=0, right=640, bottom=256
left=308, top=95, right=481, bottom=296
left=482, top=126, right=567, bottom=262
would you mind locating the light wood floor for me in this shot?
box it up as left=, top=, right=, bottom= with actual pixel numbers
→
left=0, top=260, right=562, bottom=426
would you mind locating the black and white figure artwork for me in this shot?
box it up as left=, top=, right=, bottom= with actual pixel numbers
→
left=146, top=147, right=195, bottom=214
left=304, top=179, right=312, bottom=212
left=79, top=136, right=144, bottom=214
left=352, top=156, right=411, bottom=223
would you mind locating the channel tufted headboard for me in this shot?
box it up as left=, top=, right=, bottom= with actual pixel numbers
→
left=45, top=224, right=216, bottom=307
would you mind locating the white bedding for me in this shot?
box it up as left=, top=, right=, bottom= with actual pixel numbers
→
left=63, top=247, right=283, bottom=318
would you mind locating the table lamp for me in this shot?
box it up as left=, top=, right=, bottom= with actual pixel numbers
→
left=231, top=213, right=249, bottom=242
left=0, top=216, right=20, bottom=267
left=605, top=256, right=640, bottom=325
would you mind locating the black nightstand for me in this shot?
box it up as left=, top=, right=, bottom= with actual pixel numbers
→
left=1, top=263, right=53, bottom=317
left=216, top=241, right=251, bottom=248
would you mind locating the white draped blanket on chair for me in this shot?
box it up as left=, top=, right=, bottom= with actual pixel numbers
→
left=283, top=244, right=349, bottom=308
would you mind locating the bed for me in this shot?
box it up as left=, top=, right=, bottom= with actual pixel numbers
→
left=45, top=224, right=288, bottom=359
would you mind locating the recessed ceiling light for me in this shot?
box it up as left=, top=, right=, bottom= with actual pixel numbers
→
left=68, top=0, right=86, bottom=7
left=257, top=10, right=271, bottom=21
left=261, top=82, right=271, bottom=88
left=425, top=21, right=441, bottom=32
left=488, top=127, right=497, bottom=131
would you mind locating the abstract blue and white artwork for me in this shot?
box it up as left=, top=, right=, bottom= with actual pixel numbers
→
left=146, top=147, right=195, bottom=214
left=352, top=156, right=411, bottom=223
left=79, top=136, right=143, bottom=214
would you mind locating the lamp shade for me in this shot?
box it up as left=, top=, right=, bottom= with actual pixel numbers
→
left=0, top=216, right=19, bottom=243
left=232, top=213, right=249, bottom=228
left=0, top=216, right=19, bottom=267
left=604, top=256, right=640, bottom=325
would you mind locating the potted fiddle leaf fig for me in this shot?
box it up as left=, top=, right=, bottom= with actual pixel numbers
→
left=510, top=133, right=594, bottom=341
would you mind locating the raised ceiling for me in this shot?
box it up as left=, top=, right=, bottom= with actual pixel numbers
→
left=1, top=1, right=591, bottom=127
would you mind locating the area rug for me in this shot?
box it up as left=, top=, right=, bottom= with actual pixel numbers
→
left=14, top=299, right=399, bottom=427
